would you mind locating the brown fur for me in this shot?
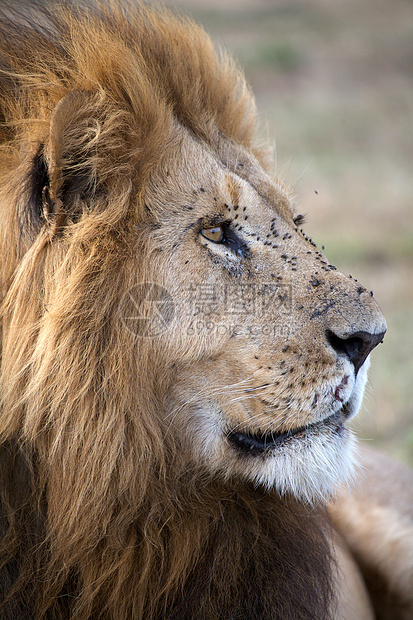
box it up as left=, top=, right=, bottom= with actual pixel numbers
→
left=0, top=1, right=407, bottom=619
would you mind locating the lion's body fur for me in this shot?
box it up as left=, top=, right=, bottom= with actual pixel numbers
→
left=0, top=449, right=335, bottom=618
left=0, top=2, right=411, bottom=619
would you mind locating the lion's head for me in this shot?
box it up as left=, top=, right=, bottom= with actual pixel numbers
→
left=0, top=1, right=385, bottom=501
left=0, top=1, right=386, bottom=616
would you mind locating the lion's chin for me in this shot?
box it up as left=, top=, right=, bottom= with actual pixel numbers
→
left=227, top=362, right=370, bottom=502
left=192, top=401, right=359, bottom=505
left=190, top=362, right=370, bottom=504
left=221, top=421, right=357, bottom=505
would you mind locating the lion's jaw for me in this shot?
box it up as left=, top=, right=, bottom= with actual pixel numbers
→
left=167, top=353, right=372, bottom=504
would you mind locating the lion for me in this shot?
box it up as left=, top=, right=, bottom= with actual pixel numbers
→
left=0, top=1, right=412, bottom=618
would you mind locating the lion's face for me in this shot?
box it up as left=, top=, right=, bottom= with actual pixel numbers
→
left=133, top=126, right=386, bottom=502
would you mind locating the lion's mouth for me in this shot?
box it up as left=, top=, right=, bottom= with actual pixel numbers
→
left=227, top=409, right=347, bottom=456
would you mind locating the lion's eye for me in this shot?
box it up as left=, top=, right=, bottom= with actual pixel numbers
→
left=201, top=225, right=224, bottom=243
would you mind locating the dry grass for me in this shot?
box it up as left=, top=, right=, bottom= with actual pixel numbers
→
left=166, top=0, right=413, bottom=464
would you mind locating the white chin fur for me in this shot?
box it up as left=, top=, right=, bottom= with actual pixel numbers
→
left=191, top=412, right=358, bottom=505
left=231, top=429, right=357, bottom=504
left=188, top=360, right=371, bottom=504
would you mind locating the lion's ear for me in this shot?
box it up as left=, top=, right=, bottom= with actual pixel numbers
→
left=34, top=90, right=101, bottom=222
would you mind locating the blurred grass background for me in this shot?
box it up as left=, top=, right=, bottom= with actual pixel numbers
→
left=164, top=0, right=413, bottom=465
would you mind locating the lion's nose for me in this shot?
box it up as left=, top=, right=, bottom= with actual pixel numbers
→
left=326, top=329, right=386, bottom=375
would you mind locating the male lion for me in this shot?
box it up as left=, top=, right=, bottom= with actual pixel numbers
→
left=0, top=1, right=412, bottom=619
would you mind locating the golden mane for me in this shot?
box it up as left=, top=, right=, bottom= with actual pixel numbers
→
left=0, top=0, right=257, bottom=278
